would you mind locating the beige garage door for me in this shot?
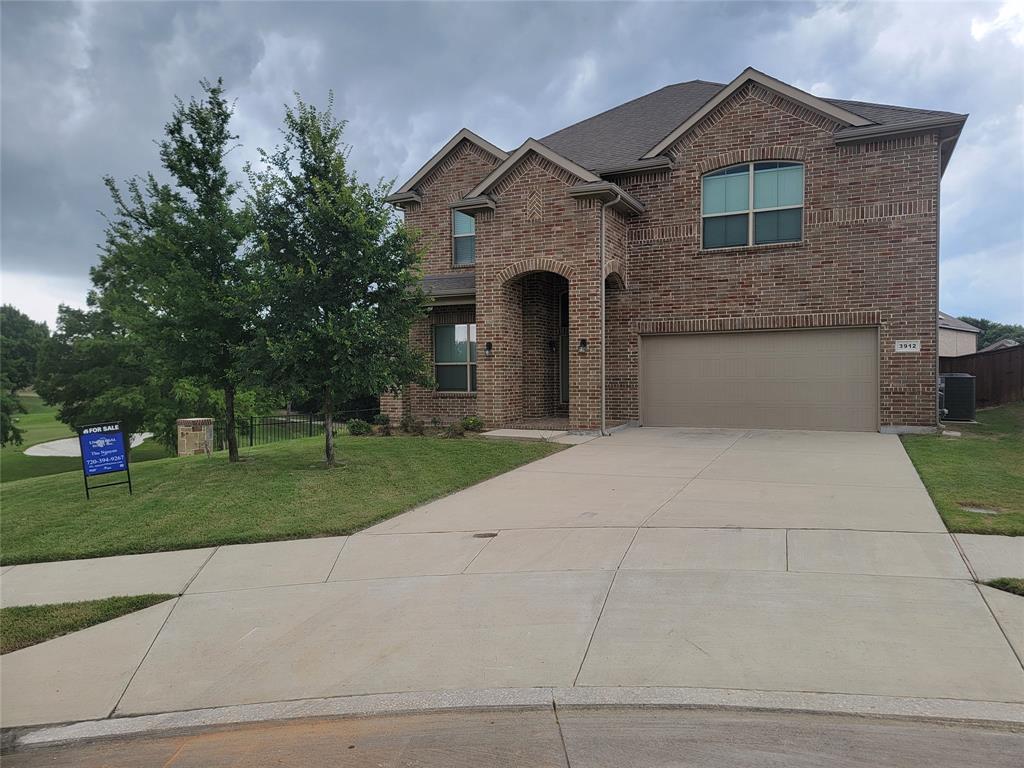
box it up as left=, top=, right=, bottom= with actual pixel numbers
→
left=641, top=328, right=878, bottom=431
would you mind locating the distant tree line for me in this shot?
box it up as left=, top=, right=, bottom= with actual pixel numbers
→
left=957, top=317, right=1024, bottom=349
left=4, top=79, right=428, bottom=465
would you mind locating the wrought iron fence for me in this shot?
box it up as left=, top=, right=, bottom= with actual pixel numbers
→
left=212, top=408, right=379, bottom=452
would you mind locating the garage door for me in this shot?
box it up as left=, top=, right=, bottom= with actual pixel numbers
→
left=641, top=328, right=878, bottom=431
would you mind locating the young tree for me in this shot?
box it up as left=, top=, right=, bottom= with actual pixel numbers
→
left=93, top=79, right=255, bottom=461
left=0, top=304, right=49, bottom=394
left=251, top=95, right=427, bottom=466
left=1, top=376, right=25, bottom=446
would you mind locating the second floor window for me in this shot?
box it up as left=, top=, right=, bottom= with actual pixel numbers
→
left=453, top=211, right=476, bottom=265
left=434, top=323, right=477, bottom=392
left=702, top=161, right=804, bottom=249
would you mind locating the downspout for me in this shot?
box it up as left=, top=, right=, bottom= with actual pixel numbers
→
left=599, top=193, right=621, bottom=437
left=935, top=132, right=958, bottom=426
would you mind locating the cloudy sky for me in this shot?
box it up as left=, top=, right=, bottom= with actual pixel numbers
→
left=2, top=0, right=1022, bottom=328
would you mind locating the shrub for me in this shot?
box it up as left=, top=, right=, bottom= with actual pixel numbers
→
left=346, top=418, right=372, bottom=436
left=373, top=413, right=390, bottom=426
left=461, top=415, right=485, bottom=432
left=410, top=419, right=426, bottom=436
left=399, top=414, right=416, bottom=433
left=430, top=416, right=441, bottom=428
left=378, top=421, right=392, bottom=436
left=441, top=422, right=465, bottom=439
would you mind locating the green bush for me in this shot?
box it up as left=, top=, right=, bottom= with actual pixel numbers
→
left=461, top=415, right=485, bottom=432
left=399, top=414, right=416, bottom=433
left=441, top=422, right=465, bottom=439
left=346, top=418, right=372, bottom=436
left=410, top=419, right=426, bottom=436
left=373, top=413, right=390, bottom=426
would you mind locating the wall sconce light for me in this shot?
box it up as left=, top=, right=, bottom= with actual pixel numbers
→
left=577, top=338, right=589, bottom=354
left=484, top=341, right=493, bottom=357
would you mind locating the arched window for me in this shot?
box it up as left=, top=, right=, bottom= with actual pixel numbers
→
left=701, top=161, right=804, bottom=249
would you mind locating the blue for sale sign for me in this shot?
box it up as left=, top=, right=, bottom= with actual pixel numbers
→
left=78, top=422, right=133, bottom=498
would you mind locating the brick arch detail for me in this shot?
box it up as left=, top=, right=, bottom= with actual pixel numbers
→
left=696, top=146, right=806, bottom=176
left=604, top=259, right=626, bottom=288
left=496, top=257, right=575, bottom=285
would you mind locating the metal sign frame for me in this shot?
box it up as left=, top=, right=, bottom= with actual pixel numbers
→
left=77, top=422, right=133, bottom=499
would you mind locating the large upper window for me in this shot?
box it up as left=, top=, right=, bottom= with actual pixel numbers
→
left=453, top=211, right=476, bottom=265
left=434, top=323, right=477, bottom=392
left=702, top=162, right=804, bottom=249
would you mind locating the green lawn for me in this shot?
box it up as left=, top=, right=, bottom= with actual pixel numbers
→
left=901, top=402, right=1024, bottom=536
left=1, top=434, right=561, bottom=564
left=0, top=594, right=174, bottom=654
left=0, top=393, right=172, bottom=483
left=987, top=578, right=1024, bottom=597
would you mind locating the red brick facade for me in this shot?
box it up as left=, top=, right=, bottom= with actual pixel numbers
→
left=385, top=82, right=944, bottom=432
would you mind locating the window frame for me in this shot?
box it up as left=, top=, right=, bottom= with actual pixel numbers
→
left=700, top=161, right=805, bottom=250
left=452, top=211, right=476, bottom=266
left=433, top=323, right=477, bottom=393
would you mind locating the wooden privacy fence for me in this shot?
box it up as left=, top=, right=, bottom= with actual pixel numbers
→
left=940, top=345, right=1024, bottom=407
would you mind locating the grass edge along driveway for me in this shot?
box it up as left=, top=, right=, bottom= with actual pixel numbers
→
left=0, top=594, right=175, bottom=654
left=1, top=434, right=562, bottom=565
left=901, top=402, right=1023, bottom=536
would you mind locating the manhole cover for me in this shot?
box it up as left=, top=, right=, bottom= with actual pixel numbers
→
left=473, top=532, right=498, bottom=538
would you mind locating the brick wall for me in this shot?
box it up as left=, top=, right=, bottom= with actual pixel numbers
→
left=608, top=83, right=940, bottom=427
left=392, top=83, right=942, bottom=431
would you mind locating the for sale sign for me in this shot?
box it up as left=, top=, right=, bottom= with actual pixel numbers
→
left=77, top=422, right=132, bottom=498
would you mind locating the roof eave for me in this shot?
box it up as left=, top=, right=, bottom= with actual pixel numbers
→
left=449, top=196, right=496, bottom=213
left=468, top=138, right=601, bottom=199
left=568, top=181, right=645, bottom=215
left=595, top=156, right=674, bottom=177
left=384, top=191, right=422, bottom=207
left=832, top=115, right=968, bottom=144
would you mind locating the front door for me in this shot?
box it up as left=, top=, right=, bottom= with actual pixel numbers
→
left=559, top=291, right=569, bottom=404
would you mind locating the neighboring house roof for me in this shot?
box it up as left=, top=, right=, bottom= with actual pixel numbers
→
left=421, top=272, right=475, bottom=297
left=978, top=338, right=1020, bottom=354
left=938, top=312, right=981, bottom=334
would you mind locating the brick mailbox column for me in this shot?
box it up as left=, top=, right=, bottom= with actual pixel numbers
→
left=176, top=418, right=214, bottom=456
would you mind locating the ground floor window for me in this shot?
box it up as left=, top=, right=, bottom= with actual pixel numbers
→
left=434, top=323, right=477, bottom=392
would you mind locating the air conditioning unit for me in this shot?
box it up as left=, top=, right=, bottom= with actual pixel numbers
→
left=940, top=373, right=976, bottom=422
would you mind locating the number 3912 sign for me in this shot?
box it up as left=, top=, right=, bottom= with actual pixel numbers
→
left=78, top=422, right=133, bottom=498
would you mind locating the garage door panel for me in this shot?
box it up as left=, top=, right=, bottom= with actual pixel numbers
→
left=641, top=329, right=878, bottom=432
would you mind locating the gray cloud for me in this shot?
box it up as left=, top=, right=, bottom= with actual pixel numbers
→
left=2, top=0, right=1022, bottom=326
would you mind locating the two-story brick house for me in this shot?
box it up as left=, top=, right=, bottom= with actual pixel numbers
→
left=382, top=68, right=966, bottom=433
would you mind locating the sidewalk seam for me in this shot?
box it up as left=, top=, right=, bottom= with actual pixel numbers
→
left=107, top=597, right=180, bottom=718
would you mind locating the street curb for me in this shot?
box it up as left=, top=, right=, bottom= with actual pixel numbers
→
left=10, top=686, right=1024, bottom=749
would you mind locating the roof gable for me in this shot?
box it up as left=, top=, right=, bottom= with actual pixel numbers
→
left=467, top=138, right=600, bottom=198
left=394, top=128, right=507, bottom=195
left=641, top=68, right=873, bottom=159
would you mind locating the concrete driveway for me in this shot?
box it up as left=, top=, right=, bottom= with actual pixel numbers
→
left=3, top=428, right=1023, bottom=730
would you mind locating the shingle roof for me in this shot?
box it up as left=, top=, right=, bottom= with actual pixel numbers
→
left=421, top=272, right=475, bottom=297
left=978, top=338, right=1020, bottom=354
left=539, top=80, right=966, bottom=173
left=938, top=311, right=981, bottom=333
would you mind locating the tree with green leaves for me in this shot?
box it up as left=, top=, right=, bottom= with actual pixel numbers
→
left=0, top=304, right=49, bottom=394
left=92, top=79, right=256, bottom=461
left=250, top=95, right=427, bottom=466
left=1, top=376, right=25, bottom=446
left=958, top=316, right=1024, bottom=349
left=37, top=303, right=276, bottom=451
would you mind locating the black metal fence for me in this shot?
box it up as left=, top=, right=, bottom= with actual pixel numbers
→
left=212, top=408, right=379, bottom=452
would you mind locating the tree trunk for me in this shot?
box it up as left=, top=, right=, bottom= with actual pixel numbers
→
left=323, top=386, right=335, bottom=468
left=225, top=383, right=240, bottom=463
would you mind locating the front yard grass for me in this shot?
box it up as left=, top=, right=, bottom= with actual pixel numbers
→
left=986, top=578, right=1024, bottom=597
left=0, top=434, right=562, bottom=564
left=901, top=402, right=1024, bottom=536
left=0, top=594, right=174, bottom=654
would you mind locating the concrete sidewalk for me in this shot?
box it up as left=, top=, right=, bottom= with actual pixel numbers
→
left=2, top=427, right=1022, bottom=731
